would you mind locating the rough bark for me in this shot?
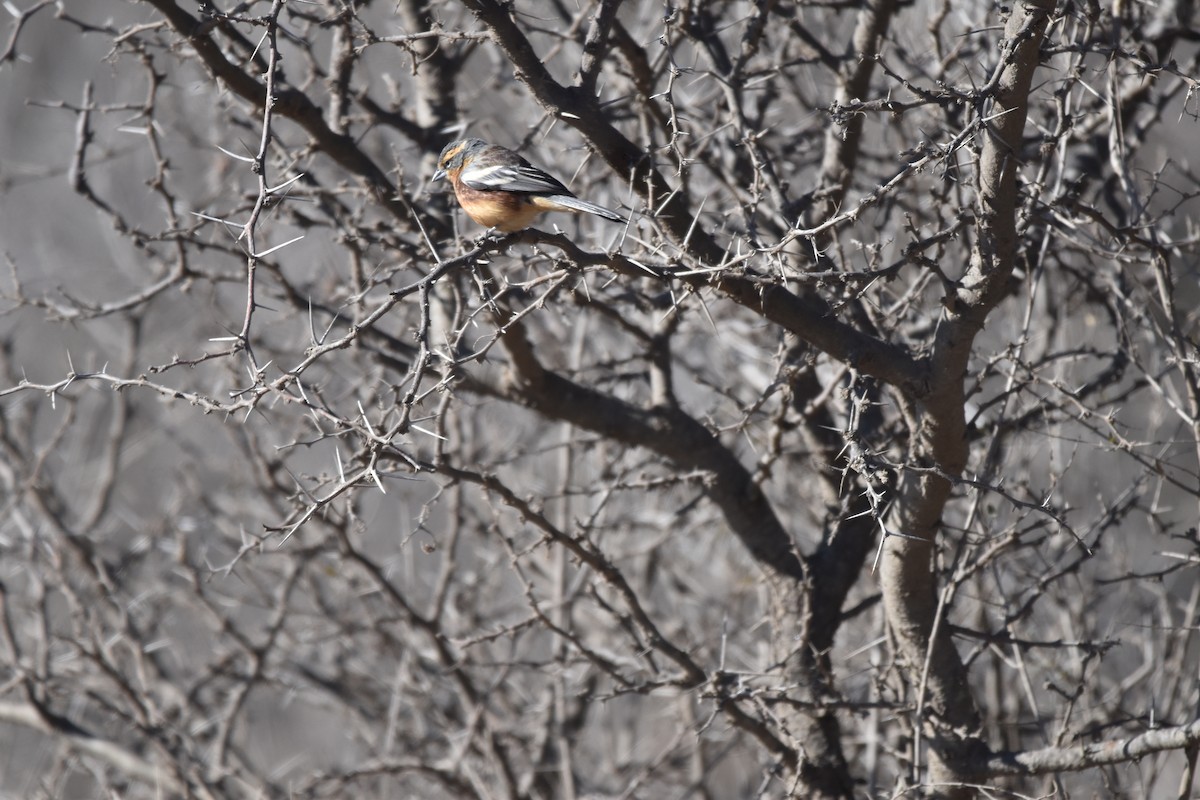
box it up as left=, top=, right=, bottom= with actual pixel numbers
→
left=879, top=1, right=1057, bottom=796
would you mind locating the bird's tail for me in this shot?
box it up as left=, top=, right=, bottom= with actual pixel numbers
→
left=545, top=194, right=627, bottom=224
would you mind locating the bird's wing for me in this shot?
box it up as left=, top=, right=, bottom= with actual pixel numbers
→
left=459, top=160, right=574, bottom=197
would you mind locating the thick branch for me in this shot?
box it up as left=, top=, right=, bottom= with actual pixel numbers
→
left=142, top=0, right=419, bottom=227
left=0, top=700, right=189, bottom=796
left=815, top=0, right=899, bottom=217
left=979, top=718, right=1200, bottom=776
left=511, top=352, right=801, bottom=578
left=526, top=233, right=929, bottom=398
left=495, top=318, right=806, bottom=579
left=879, top=2, right=1055, bottom=795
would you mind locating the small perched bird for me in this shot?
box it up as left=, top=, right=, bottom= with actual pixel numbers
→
left=433, top=138, right=626, bottom=232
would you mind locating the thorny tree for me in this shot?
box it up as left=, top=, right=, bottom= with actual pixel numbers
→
left=1, top=1, right=1199, bottom=798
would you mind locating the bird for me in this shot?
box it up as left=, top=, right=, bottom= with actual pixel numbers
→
left=432, top=138, right=626, bottom=232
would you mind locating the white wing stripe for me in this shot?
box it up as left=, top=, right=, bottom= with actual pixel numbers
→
left=460, top=164, right=512, bottom=185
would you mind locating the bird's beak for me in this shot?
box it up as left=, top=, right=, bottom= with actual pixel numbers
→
left=432, top=168, right=446, bottom=182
